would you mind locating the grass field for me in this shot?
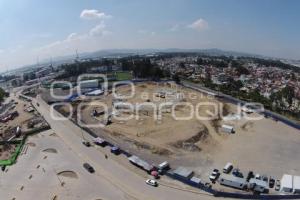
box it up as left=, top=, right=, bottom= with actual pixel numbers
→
left=116, top=71, right=133, bottom=81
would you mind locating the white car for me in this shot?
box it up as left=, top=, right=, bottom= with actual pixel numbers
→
left=146, top=179, right=158, bottom=187
left=209, top=169, right=220, bottom=182
left=255, top=174, right=261, bottom=180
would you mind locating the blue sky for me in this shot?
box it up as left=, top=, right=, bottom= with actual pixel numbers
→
left=0, top=0, right=299, bottom=69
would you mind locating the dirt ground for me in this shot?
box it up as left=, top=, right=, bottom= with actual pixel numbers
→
left=56, top=82, right=300, bottom=192
left=76, top=82, right=227, bottom=156
left=0, top=94, right=46, bottom=160
left=0, top=143, right=17, bottom=160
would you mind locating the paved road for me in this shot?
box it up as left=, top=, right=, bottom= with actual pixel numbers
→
left=29, top=94, right=217, bottom=200
left=0, top=130, right=128, bottom=200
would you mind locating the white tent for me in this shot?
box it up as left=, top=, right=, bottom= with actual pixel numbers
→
left=86, top=89, right=103, bottom=96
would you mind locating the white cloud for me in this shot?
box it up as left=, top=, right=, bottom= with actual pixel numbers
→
left=89, top=23, right=108, bottom=37
left=138, top=30, right=156, bottom=36
left=80, top=9, right=111, bottom=20
left=66, top=32, right=79, bottom=41
left=169, top=24, right=179, bottom=32
left=38, top=23, right=110, bottom=55
left=188, top=18, right=208, bottom=31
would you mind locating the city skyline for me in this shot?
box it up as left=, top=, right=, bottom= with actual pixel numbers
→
left=0, top=0, right=300, bottom=69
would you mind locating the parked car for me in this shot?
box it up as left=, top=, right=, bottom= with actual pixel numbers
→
left=146, top=179, right=158, bottom=187
left=110, top=146, right=121, bottom=155
left=232, top=168, right=243, bottom=178
left=269, top=177, right=275, bottom=188
left=255, top=174, right=261, bottom=180
left=204, top=182, right=212, bottom=189
left=209, top=169, right=220, bottom=182
left=262, top=175, right=269, bottom=182
left=83, top=163, right=95, bottom=173
left=82, top=141, right=91, bottom=147
left=246, top=171, right=254, bottom=182
left=275, top=180, right=280, bottom=191
left=223, top=162, right=233, bottom=174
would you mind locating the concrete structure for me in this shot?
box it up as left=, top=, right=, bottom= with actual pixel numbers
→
left=281, top=174, right=293, bottom=193
left=249, top=178, right=268, bottom=193
left=173, top=167, right=194, bottom=180
left=293, top=176, right=300, bottom=194
left=219, top=174, right=247, bottom=190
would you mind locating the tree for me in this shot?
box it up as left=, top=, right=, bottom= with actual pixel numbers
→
left=172, top=73, right=181, bottom=84
left=0, top=87, right=6, bottom=102
left=179, top=62, right=186, bottom=69
left=280, top=86, right=295, bottom=105
left=235, top=66, right=250, bottom=75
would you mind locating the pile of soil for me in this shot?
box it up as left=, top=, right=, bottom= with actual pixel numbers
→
left=171, top=126, right=210, bottom=152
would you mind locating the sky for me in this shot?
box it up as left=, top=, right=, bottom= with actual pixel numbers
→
left=0, top=0, right=300, bottom=71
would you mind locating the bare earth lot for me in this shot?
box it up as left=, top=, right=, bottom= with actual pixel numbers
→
left=55, top=82, right=300, bottom=191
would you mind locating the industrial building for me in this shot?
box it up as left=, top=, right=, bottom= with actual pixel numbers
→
left=79, top=79, right=100, bottom=90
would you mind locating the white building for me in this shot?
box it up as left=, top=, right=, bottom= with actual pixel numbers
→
left=281, top=174, right=293, bottom=193
left=79, top=79, right=99, bottom=89
left=293, top=176, right=300, bottom=194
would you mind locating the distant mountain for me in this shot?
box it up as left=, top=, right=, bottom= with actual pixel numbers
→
left=51, top=48, right=262, bottom=61
left=79, top=48, right=265, bottom=59
left=2, top=48, right=297, bottom=75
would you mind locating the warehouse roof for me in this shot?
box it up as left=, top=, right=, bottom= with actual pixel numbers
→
left=293, top=176, right=300, bottom=192
left=281, top=174, right=293, bottom=191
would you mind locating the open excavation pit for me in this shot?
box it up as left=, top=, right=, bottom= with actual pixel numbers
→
left=171, top=126, right=210, bottom=152
left=42, top=148, right=58, bottom=154
left=57, top=170, right=78, bottom=179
